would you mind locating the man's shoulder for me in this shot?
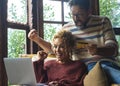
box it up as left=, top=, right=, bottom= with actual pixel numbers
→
left=62, top=22, right=76, bottom=31
left=90, top=15, right=110, bottom=22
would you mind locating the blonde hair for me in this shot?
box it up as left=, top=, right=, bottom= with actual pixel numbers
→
left=52, top=30, right=76, bottom=57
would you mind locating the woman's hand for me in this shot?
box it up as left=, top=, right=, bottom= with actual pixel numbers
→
left=28, top=29, right=39, bottom=42
left=48, top=81, right=59, bottom=86
left=32, top=51, right=48, bottom=61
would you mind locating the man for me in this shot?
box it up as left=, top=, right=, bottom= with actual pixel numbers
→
left=28, top=0, right=120, bottom=84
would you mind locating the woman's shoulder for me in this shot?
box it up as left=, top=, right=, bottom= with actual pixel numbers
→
left=44, top=58, right=57, bottom=66
left=72, top=60, right=86, bottom=66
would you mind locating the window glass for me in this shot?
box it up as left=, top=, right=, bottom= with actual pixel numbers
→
left=7, top=0, right=27, bottom=24
left=64, top=2, right=72, bottom=22
left=44, top=23, right=62, bottom=42
left=99, top=0, right=120, bottom=27
left=116, top=36, right=120, bottom=52
left=116, top=35, right=120, bottom=61
left=43, top=0, right=61, bottom=21
left=8, top=28, right=26, bottom=58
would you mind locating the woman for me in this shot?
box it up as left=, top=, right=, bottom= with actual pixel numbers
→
left=33, top=30, right=87, bottom=86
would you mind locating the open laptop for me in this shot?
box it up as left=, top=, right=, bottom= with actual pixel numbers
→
left=4, top=57, right=47, bottom=86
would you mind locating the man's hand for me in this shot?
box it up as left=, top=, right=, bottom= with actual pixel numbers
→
left=87, top=44, right=97, bottom=55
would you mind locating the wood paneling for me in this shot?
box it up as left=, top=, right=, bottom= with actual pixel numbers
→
left=0, top=0, right=8, bottom=86
left=90, top=0, right=99, bottom=15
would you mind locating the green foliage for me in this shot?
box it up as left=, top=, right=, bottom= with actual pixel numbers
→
left=20, top=0, right=27, bottom=23
left=8, top=0, right=27, bottom=58
left=8, top=0, right=27, bottom=23
left=44, top=24, right=60, bottom=42
left=43, top=4, right=55, bottom=21
left=9, top=3, right=17, bottom=20
left=43, top=3, right=57, bottom=41
left=99, top=0, right=120, bottom=27
left=8, top=29, right=26, bottom=58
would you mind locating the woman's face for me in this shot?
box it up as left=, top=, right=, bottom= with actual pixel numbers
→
left=70, top=5, right=90, bottom=27
left=52, top=38, right=69, bottom=61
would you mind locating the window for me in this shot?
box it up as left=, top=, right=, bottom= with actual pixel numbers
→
left=2, top=0, right=72, bottom=58
left=7, top=0, right=27, bottom=23
left=7, top=0, right=32, bottom=57
left=99, top=0, right=120, bottom=27
left=0, top=0, right=32, bottom=85
left=43, top=0, right=72, bottom=41
left=35, top=0, right=71, bottom=42
left=6, top=0, right=73, bottom=56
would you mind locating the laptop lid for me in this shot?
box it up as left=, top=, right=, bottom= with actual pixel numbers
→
left=4, top=58, right=37, bottom=85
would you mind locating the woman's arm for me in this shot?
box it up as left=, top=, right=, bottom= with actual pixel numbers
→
left=33, top=51, right=48, bottom=83
left=28, top=29, right=53, bottom=53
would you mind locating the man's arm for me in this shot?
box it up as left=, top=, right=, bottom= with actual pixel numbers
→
left=87, top=42, right=118, bottom=57
left=99, top=17, right=119, bottom=57
left=97, top=43, right=118, bottom=57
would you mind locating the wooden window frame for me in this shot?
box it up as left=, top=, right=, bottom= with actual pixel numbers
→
left=0, top=0, right=32, bottom=85
left=31, top=0, right=69, bottom=53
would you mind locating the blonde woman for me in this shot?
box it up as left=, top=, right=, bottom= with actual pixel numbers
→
left=33, top=30, right=87, bottom=86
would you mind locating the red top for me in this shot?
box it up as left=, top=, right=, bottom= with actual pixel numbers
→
left=33, top=59, right=87, bottom=86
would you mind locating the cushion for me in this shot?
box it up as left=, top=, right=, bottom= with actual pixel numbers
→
left=84, top=62, right=109, bottom=86
left=111, top=84, right=120, bottom=86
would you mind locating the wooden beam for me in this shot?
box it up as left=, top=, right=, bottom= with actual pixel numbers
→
left=0, top=0, right=8, bottom=86
left=90, top=0, right=99, bottom=15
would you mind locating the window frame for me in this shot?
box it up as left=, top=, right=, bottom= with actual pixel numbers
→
left=7, top=0, right=32, bottom=54
left=0, top=0, right=32, bottom=85
left=31, top=0, right=69, bottom=53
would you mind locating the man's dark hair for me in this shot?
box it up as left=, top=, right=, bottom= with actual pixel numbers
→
left=68, top=0, right=90, bottom=10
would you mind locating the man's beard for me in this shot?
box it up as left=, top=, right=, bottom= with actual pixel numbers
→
left=75, top=20, right=83, bottom=26
left=75, top=21, right=85, bottom=29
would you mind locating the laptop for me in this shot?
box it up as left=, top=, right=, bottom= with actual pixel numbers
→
left=4, top=57, right=47, bottom=86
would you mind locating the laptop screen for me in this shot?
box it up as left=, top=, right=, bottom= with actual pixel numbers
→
left=4, top=58, right=37, bottom=85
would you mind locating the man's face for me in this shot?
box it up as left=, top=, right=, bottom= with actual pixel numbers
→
left=71, top=5, right=90, bottom=27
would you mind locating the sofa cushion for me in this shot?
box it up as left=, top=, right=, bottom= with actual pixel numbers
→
left=84, top=62, right=109, bottom=86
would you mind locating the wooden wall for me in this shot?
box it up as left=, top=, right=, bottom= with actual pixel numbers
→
left=0, top=0, right=8, bottom=86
